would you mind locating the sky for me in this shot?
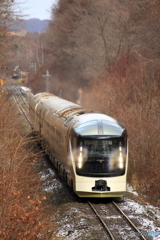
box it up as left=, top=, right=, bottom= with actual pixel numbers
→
left=15, top=0, right=58, bottom=20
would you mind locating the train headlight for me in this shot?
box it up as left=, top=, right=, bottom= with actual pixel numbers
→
left=77, top=146, right=84, bottom=169
left=109, top=148, right=126, bottom=170
left=118, top=146, right=124, bottom=169
left=77, top=154, right=83, bottom=169
left=73, top=146, right=87, bottom=169
left=118, top=155, right=124, bottom=169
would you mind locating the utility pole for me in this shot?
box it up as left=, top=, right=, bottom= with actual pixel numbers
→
left=30, top=63, right=36, bottom=75
left=41, top=43, right=44, bottom=65
left=42, top=70, right=51, bottom=92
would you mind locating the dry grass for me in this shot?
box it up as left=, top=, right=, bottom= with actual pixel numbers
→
left=0, top=93, right=53, bottom=240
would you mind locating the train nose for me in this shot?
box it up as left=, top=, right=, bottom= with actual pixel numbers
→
left=92, top=180, right=110, bottom=191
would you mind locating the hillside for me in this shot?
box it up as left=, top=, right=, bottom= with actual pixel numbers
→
left=24, top=18, right=50, bottom=33
left=10, top=18, right=50, bottom=33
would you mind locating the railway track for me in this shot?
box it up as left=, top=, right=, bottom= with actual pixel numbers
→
left=5, top=79, right=32, bottom=128
left=6, top=79, right=156, bottom=240
left=88, top=200, right=148, bottom=240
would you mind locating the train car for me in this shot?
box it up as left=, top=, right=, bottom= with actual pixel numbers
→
left=29, top=93, right=128, bottom=198
left=20, top=86, right=32, bottom=98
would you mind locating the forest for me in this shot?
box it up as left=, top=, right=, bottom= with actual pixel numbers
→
left=0, top=0, right=159, bottom=224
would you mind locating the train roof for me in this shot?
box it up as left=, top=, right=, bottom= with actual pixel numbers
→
left=73, top=113, right=125, bottom=137
left=33, top=93, right=125, bottom=137
left=74, top=113, right=116, bottom=124
left=34, top=92, right=82, bottom=113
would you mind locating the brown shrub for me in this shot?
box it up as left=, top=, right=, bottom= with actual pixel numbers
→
left=83, top=63, right=160, bottom=206
left=0, top=94, right=52, bottom=239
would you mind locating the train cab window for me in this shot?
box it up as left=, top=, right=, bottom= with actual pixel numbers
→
left=76, top=126, right=98, bottom=135
left=75, top=121, right=98, bottom=135
left=75, top=138, right=127, bottom=177
left=102, top=121, right=124, bottom=136
left=76, top=121, right=97, bottom=129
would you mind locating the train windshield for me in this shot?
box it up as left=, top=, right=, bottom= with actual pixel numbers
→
left=75, top=138, right=127, bottom=177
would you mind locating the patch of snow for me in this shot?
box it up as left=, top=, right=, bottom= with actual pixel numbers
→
left=127, top=184, right=139, bottom=196
left=39, top=168, right=55, bottom=180
left=120, top=198, right=160, bottom=239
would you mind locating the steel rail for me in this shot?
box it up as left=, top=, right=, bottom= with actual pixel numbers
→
left=88, top=201, right=116, bottom=240
left=6, top=79, right=33, bottom=129
left=12, top=90, right=33, bottom=128
left=112, top=201, right=147, bottom=240
left=17, top=87, right=29, bottom=110
left=88, top=200, right=147, bottom=240
left=11, top=80, right=29, bottom=110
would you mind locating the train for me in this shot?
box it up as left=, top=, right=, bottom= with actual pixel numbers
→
left=29, top=92, right=128, bottom=198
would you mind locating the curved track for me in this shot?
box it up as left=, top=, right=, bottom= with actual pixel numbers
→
left=6, top=79, right=152, bottom=240
left=88, top=200, right=148, bottom=240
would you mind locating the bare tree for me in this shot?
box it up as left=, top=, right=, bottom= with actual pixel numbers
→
left=0, top=0, right=23, bottom=66
left=46, top=0, right=132, bottom=85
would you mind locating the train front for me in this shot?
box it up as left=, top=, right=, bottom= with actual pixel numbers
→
left=70, top=113, right=128, bottom=198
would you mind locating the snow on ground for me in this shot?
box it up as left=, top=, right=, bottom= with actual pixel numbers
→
left=125, top=184, right=160, bottom=239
